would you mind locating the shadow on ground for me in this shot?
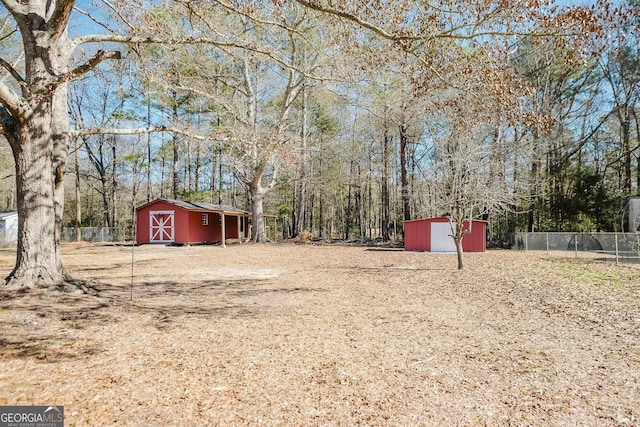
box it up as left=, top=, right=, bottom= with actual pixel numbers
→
left=0, top=276, right=320, bottom=361
left=126, top=278, right=319, bottom=327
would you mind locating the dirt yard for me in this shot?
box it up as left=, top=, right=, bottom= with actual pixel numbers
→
left=0, top=242, right=638, bottom=426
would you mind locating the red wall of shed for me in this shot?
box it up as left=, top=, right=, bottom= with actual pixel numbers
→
left=182, top=211, right=239, bottom=244
left=404, top=220, right=432, bottom=251
left=462, top=221, right=486, bottom=252
left=173, top=208, right=190, bottom=244
left=183, top=211, right=212, bottom=244
left=225, top=215, right=239, bottom=239
left=403, top=217, right=486, bottom=252
left=136, top=208, right=150, bottom=244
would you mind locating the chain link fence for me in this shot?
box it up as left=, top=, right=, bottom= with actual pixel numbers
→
left=510, top=232, right=640, bottom=264
left=0, top=227, right=128, bottom=246
left=61, top=227, right=128, bottom=243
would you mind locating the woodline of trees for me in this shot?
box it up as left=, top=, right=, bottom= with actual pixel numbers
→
left=0, top=0, right=638, bottom=287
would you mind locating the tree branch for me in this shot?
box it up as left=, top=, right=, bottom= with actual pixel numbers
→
left=94, top=0, right=136, bottom=31
left=57, top=50, right=122, bottom=83
left=207, top=0, right=307, bottom=36
left=0, top=80, right=26, bottom=119
left=74, top=34, right=233, bottom=46
left=71, top=6, right=118, bottom=35
left=74, top=34, right=322, bottom=80
left=0, top=56, right=24, bottom=87
left=45, top=0, right=76, bottom=39
left=293, top=0, right=422, bottom=43
left=0, top=28, right=17, bottom=44
left=0, top=105, right=14, bottom=134
left=72, top=125, right=227, bottom=142
left=0, top=0, right=25, bottom=16
left=146, top=77, right=250, bottom=126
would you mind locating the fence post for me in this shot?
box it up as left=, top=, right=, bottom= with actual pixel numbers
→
left=615, top=232, right=619, bottom=265
left=546, top=232, right=549, bottom=254
left=574, top=233, right=578, bottom=258
left=525, top=233, right=528, bottom=251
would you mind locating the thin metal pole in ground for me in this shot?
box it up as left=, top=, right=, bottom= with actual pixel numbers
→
left=546, top=232, right=549, bottom=255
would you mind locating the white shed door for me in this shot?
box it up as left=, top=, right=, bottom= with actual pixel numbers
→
left=430, top=222, right=456, bottom=252
left=150, top=211, right=175, bottom=242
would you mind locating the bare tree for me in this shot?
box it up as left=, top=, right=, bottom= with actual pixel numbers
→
left=0, top=1, right=120, bottom=290
left=131, top=1, right=336, bottom=242
left=0, top=0, right=285, bottom=290
left=0, top=0, right=631, bottom=290
left=602, top=44, right=640, bottom=195
left=428, top=102, right=516, bottom=269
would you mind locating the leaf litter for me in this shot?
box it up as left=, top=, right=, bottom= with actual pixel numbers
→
left=0, top=242, right=638, bottom=426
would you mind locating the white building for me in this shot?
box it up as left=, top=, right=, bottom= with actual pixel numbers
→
left=0, top=211, right=18, bottom=245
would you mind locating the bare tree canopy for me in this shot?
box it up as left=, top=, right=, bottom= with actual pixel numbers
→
left=0, top=0, right=637, bottom=291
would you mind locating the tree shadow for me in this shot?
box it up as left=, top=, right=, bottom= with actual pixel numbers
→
left=365, top=248, right=405, bottom=252
left=0, top=290, right=112, bottom=362
left=0, top=276, right=323, bottom=362
left=124, top=278, right=320, bottom=328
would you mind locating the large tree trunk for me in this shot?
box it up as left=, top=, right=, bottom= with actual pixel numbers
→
left=634, top=108, right=640, bottom=195
left=295, top=85, right=308, bottom=238
left=619, top=109, right=632, bottom=194
left=6, top=105, right=70, bottom=290
left=172, top=102, right=180, bottom=199
left=2, top=2, right=91, bottom=292
left=52, top=80, right=72, bottom=272
left=296, top=171, right=307, bottom=237
left=75, top=138, right=82, bottom=242
left=381, top=130, right=391, bottom=241
left=250, top=182, right=268, bottom=242
left=528, top=131, right=540, bottom=233
left=399, top=123, right=411, bottom=222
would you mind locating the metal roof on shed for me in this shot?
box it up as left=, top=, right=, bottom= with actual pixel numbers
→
left=136, top=198, right=250, bottom=215
left=0, top=211, right=18, bottom=220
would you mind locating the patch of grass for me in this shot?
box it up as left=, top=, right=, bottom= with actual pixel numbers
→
left=551, top=262, right=640, bottom=286
left=557, top=263, right=620, bottom=280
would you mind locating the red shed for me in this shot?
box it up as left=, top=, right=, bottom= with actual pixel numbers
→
left=404, top=217, right=487, bottom=252
left=136, top=199, right=250, bottom=246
